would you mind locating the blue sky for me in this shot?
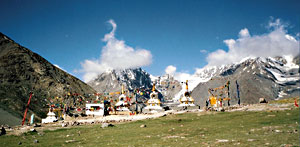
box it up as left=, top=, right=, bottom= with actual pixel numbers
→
left=1, top=0, right=299, bottom=81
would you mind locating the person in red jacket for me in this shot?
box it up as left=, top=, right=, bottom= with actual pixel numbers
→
left=295, top=99, right=299, bottom=107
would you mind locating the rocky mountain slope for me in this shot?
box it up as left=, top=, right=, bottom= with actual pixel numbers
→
left=88, top=68, right=152, bottom=93
left=0, top=33, right=96, bottom=126
left=190, top=56, right=300, bottom=107
left=151, top=74, right=182, bottom=100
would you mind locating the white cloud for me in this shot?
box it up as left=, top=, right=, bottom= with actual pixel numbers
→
left=164, top=65, right=193, bottom=82
left=80, top=19, right=152, bottom=82
left=239, top=28, right=250, bottom=38
left=174, top=72, right=193, bottom=82
left=268, top=18, right=286, bottom=30
left=168, top=18, right=299, bottom=84
left=200, top=49, right=207, bottom=53
left=206, top=19, right=299, bottom=67
left=165, top=65, right=177, bottom=75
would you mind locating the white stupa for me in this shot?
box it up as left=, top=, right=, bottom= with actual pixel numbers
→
left=115, top=85, right=130, bottom=111
left=144, top=84, right=164, bottom=113
left=178, top=80, right=195, bottom=107
left=42, top=108, right=58, bottom=123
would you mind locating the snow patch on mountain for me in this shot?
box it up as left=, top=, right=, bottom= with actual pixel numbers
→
left=264, top=56, right=299, bottom=84
left=278, top=91, right=288, bottom=98
left=174, top=73, right=215, bottom=101
left=150, top=74, right=159, bottom=82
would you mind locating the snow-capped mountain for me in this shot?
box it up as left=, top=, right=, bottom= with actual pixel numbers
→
left=88, top=54, right=299, bottom=106
left=189, top=55, right=300, bottom=106
left=88, top=68, right=152, bottom=93
left=173, top=64, right=237, bottom=101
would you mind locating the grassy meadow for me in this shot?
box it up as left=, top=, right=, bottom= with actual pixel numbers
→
left=0, top=106, right=299, bottom=146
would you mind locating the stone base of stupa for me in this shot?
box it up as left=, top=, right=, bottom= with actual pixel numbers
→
left=177, top=103, right=199, bottom=111
left=116, top=107, right=130, bottom=111
left=143, top=105, right=164, bottom=114
left=177, top=103, right=195, bottom=107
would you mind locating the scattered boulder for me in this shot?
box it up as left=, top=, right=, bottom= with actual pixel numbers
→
left=38, top=132, right=44, bottom=136
left=80, top=113, right=87, bottom=117
left=101, top=123, right=114, bottom=128
left=274, top=130, right=282, bottom=133
left=217, top=139, right=229, bottom=143
left=33, top=123, right=41, bottom=127
left=71, top=121, right=80, bottom=126
left=219, top=108, right=225, bottom=112
left=163, top=106, right=170, bottom=111
left=140, top=124, right=147, bottom=128
left=259, top=98, right=268, bottom=103
left=74, top=114, right=79, bottom=118
left=34, top=139, right=39, bottom=143
left=280, top=144, right=293, bottom=147
left=65, top=140, right=76, bottom=143
left=294, top=129, right=298, bottom=133
left=108, top=124, right=114, bottom=127
left=62, top=123, right=68, bottom=127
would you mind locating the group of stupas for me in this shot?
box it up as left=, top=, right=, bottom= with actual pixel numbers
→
left=116, top=80, right=195, bottom=113
left=42, top=80, right=196, bottom=123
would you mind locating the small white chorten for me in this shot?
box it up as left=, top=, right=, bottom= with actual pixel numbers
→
left=144, top=84, right=163, bottom=112
left=42, top=108, right=58, bottom=123
left=115, top=85, right=130, bottom=111
left=178, top=80, right=195, bottom=107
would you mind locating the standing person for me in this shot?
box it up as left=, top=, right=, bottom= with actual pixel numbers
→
left=295, top=99, right=299, bottom=107
left=206, top=98, right=211, bottom=111
left=0, top=126, right=6, bottom=136
left=236, top=80, right=240, bottom=106
left=114, top=105, right=117, bottom=114
left=206, top=99, right=209, bottom=107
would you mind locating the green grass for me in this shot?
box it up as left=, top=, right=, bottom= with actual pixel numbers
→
left=269, top=97, right=300, bottom=104
left=1, top=108, right=299, bottom=147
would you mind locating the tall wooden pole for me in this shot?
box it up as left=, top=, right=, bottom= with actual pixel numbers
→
left=22, top=92, right=33, bottom=126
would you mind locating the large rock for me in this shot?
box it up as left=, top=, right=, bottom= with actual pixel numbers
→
left=101, top=123, right=114, bottom=128
left=259, top=98, right=268, bottom=103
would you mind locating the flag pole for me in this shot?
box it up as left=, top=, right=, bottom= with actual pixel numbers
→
left=22, top=92, right=33, bottom=126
